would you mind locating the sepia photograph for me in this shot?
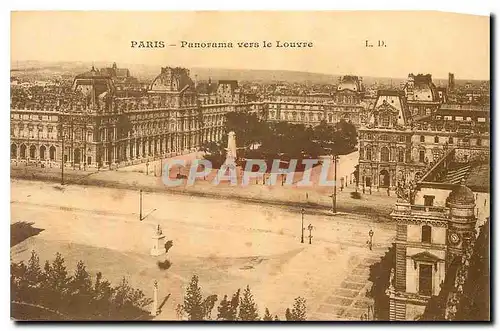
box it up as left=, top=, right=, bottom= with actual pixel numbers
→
left=9, top=11, right=490, bottom=322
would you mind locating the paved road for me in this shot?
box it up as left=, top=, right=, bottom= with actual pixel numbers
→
left=11, top=179, right=395, bottom=320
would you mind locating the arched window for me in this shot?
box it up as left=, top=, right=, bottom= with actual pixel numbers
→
left=381, top=147, right=390, bottom=162
left=29, top=145, right=36, bottom=159
left=434, top=136, right=439, bottom=143
left=398, top=148, right=405, bottom=163
left=419, top=149, right=426, bottom=163
left=421, top=225, right=432, bottom=243
left=11, top=144, right=17, bottom=159
left=448, top=136, right=453, bottom=144
left=420, top=135, right=425, bottom=142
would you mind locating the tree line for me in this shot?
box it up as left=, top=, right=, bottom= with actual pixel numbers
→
left=12, top=252, right=307, bottom=321
left=202, top=112, right=357, bottom=169
left=176, top=274, right=307, bottom=321
left=11, top=251, right=152, bottom=320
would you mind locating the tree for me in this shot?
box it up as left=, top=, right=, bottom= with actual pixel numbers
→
left=274, top=315, right=280, bottom=321
left=202, top=294, right=218, bottom=320
left=67, top=260, right=93, bottom=318
left=228, top=289, right=240, bottom=320
left=263, top=308, right=273, bottom=321
left=217, top=295, right=231, bottom=320
left=238, top=285, right=259, bottom=321
left=182, top=275, right=204, bottom=320
left=285, top=308, right=293, bottom=321
left=291, top=297, right=307, bottom=321
left=314, top=119, right=357, bottom=156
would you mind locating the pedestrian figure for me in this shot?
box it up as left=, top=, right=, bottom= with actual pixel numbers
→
left=387, top=187, right=390, bottom=196
left=368, top=229, right=374, bottom=250
left=369, top=186, right=372, bottom=195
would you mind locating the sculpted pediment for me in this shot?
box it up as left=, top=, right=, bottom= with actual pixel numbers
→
left=374, top=100, right=399, bottom=113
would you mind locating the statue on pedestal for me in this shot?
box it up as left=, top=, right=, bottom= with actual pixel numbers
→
left=150, top=224, right=166, bottom=256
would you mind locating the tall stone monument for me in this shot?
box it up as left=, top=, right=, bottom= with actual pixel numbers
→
left=224, top=131, right=237, bottom=167
left=150, top=224, right=166, bottom=256
left=151, top=280, right=159, bottom=317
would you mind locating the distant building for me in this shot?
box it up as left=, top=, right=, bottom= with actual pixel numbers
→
left=266, top=75, right=372, bottom=127
left=448, top=73, right=455, bottom=91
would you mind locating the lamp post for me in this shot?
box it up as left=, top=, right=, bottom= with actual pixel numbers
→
left=332, top=154, right=338, bottom=213
left=139, top=189, right=143, bottom=221
left=301, top=208, right=305, bottom=243
left=307, top=224, right=313, bottom=244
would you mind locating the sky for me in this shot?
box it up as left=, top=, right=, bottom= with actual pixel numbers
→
left=11, top=11, right=490, bottom=80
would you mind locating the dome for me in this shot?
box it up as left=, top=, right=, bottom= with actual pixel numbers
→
left=447, top=185, right=475, bottom=205
left=337, top=76, right=362, bottom=92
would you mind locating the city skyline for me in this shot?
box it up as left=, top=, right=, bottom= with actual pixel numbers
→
left=11, top=11, right=490, bottom=80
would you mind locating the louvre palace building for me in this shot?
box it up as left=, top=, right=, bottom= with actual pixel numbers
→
left=10, top=65, right=373, bottom=170
left=10, top=64, right=267, bottom=169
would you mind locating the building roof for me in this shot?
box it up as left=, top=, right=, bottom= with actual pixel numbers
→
left=447, top=185, right=476, bottom=205
left=337, top=75, right=362, bottom=92
left=419, top=149, right=490, bottom=193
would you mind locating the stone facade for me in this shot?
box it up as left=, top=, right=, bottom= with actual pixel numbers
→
left=10, top=66, right=267, bottom=169
left=386, top=147, right=490, bottom=321
left=359, top=74, right=490, bottom=190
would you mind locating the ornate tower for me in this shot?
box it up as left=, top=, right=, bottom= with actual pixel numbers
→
left=446, top=185, right=477, bottom=267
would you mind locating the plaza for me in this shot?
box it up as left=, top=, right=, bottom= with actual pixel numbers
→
left=11, top=175, right=396, bottom=320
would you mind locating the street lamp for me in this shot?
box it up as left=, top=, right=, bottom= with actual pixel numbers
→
left=332, top=154, right=338, bottom=214
left=307, top=224, right=313, bottom=244
left=300, top=208, right=305, bottom=243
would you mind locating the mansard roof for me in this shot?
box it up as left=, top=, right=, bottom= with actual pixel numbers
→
left=149, top=67, right=195, bottom=93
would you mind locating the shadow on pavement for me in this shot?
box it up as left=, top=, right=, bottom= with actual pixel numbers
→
left=11, top=221, right=45, bottom=247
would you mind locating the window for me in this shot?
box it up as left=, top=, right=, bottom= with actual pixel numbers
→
left=476, top=138, right=482, bottom=146
left=420, top=135, right=425, bottom=142
left=398, top=148, right=405, bottom=162
left=448, top=136, right=453, bottom=144
left=478, top=117, right=486, bottom=123
left=366, top=147, right=372, bottom=161
left=434, top=136, right=439, bottom=143
left=455, top=116, right=463, bottom=121
left=424, top=195, right=435, bottom=207
left=422, top=225, right=432, bottom=243
left=381, top=147, right=390, bottom=162
left=419, top=264, right=433, bottom=296
left=381, top=114, right=390, bottom=127
left=419, top=150, right=425, bottom=163
left=399, top=135, right=406, bottom=143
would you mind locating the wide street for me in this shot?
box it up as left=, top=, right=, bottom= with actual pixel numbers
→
left=11, top=176, right=395, bottom=320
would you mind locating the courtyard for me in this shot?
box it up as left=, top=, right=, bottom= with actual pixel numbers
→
left=10, top=177, right=396, bottom=320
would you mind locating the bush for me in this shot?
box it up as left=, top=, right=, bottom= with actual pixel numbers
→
left=351, top=192, right=361, bottom=199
